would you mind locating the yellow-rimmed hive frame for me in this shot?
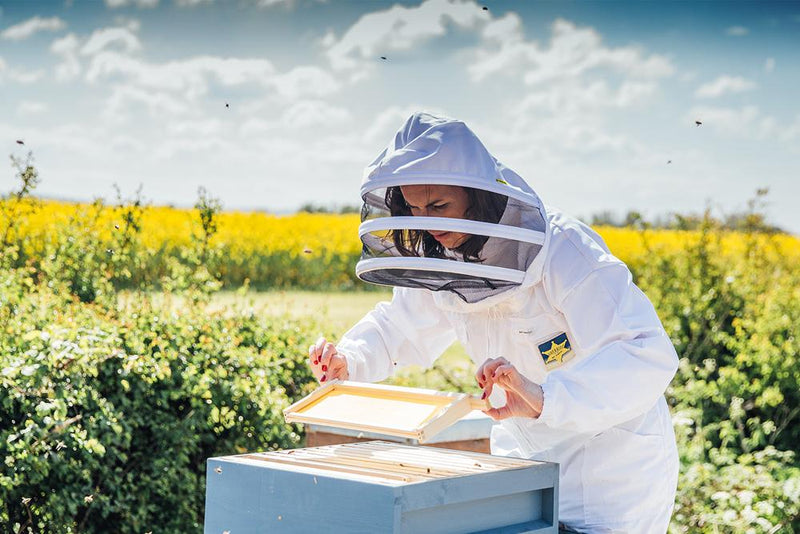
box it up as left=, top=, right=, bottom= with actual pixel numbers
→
left=284, top=381, right=487, bottom=443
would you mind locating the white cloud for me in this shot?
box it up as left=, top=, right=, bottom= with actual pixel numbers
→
left=0, top=52, right=45, bottom=85
left=105, top=0, right=159, bottom=8
left=471, top=18, right=675, bottom=85
left=174, top=0, right=212, bottom=6
left=50, top=33, right=82, bottom=81
left=86, top=54, right=277, bottom=97
left=695, top=75, right=757, bottom=98
left=1, top=16, right=66, bottom=41
left=726, top=26, right=749, bottom=36
left=239, top=117, right=276, bottom=137
left=165, top=118, right=223, bottom=136
left=362, top=105, right=428, bottom=144
left=85, top=50, right=341, bottom=104
left=17, top=100, right=49, bottom=115
left=280, top=100, right=352, bottom=129
left=764, top=57, right=775, bottom=73
left=82, top=26, right=142, bottom=55
left=254, top=0, right=297, bottom=6
left=516, top=80, right=646, bottom=117
left=271, top=65, right=341, bottom=98
left=7, top=68, right=46, bottom=84
left=239, top=100, right=353, bottom=133
left=688, top=105, right=776, bottom=139
left=779, top=114, right=800, bottom=145
left=324, top=0, right=485, bottom=71
left=104, top=85, right=192, bottom=120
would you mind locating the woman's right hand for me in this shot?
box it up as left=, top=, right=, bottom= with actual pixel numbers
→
left=308, top=337, right=349, bottom=384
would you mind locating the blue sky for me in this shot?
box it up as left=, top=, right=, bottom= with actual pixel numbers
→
left=1, top=0, right=799, bottom=232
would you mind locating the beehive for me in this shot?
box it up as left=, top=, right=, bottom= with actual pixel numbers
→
left=205, top=440, right=559, bottom=533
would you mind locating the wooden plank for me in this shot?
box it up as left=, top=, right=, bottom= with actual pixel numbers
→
left=305, top=430, right=491, bottom=454
left=416, top=397, right=471, bottom=442
left=289, top=449, right=467, bottom=478
left=342, top=443, right=499, bottom=474
left=469, top=396, right=490, bottom=411
left=354, top=441, right=534, bottom=469
left=237, top=454, right=420, bottom=483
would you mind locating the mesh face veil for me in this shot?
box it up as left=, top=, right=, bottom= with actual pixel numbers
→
left=356, top=112, right=548, bottom=303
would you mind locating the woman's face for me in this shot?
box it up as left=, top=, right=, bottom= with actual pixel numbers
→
left=400, top=185, right=470, bottom=249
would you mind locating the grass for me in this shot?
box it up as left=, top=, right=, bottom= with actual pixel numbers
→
left=213, top=290, right=479, bottom=393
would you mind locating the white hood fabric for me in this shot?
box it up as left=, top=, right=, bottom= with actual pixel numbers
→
left=357, top=112, right=548, bottom=303
left=338, top=112, right=680, bottom=531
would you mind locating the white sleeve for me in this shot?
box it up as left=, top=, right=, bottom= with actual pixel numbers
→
left=335, top=287, right=458, bottom=383
left=536, top=240, right=679, bottom=434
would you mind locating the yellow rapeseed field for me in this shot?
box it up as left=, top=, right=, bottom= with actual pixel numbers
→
left=7, top=200, right=800, bottom=289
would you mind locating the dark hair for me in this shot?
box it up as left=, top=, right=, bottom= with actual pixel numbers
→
left=384, top=185, right=508, bottom=262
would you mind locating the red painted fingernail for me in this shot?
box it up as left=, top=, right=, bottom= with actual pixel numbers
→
left=321, top=375, right=326, bottom=382
left=481, top=391, right=487, bottom=400
left=313, top=360, right=318, bottom=365
left=322, top=365, right=328, bottom=372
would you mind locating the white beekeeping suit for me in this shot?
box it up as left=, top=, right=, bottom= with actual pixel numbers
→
left=336, top=112, right=679, bottom=533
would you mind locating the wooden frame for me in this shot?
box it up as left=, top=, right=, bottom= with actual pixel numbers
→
left=284, top=381, right=487, bottom=443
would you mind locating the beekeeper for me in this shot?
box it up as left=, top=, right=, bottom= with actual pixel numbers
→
left=308, top=112, right=679, bottom=533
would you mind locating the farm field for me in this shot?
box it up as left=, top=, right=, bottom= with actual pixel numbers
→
left=2, top=196, right=799, bottom=532
left=9, top=200, right=800, bottom=291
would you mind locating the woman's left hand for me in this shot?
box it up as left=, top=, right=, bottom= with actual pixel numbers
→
left=476, top=357, right=544, bottom=420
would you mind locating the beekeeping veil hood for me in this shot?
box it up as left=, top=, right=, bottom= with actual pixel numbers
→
left=357, top=112, right=548, bottom=303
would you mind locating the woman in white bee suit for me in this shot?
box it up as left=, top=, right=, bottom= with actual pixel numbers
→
left=308, top=112, right=680, bottom=533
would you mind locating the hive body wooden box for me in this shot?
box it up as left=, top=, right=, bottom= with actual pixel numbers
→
left=205, top=441, right=558, bottom=534
left=305, top=409, right=495, bottom=453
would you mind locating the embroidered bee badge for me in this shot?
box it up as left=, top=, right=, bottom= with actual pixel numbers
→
left=538, top=333, right=573, bottom=366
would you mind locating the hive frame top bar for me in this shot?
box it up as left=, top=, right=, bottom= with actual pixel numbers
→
left=223, top=440, right=541, bottom=486
left=283, top=381, right=487, bottom=443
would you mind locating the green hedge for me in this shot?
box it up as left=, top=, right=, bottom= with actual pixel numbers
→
left=0, top=263, right=318, bottom=532
left=632, top=223, right=800, bottom=532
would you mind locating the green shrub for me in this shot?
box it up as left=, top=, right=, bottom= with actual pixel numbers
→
left=631, top=216, right=800, bottom=532
left=0, top=264, right=318, bottom=532
left=0, top=172, right=321, bottom=532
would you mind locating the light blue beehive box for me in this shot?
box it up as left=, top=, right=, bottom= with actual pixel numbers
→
left=205, top=440, right=558, bottom=534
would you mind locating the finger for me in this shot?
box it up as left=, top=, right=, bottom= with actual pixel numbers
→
left=475, top=359, right=491, bottom=387
left=481, top=358, right=508, bottom=386
left=307, top=345, right=324, bottom=380
left=491, top=363, right=516, bottom=378
left=477, top=359, right=495, bottom=386
left=314, top=337, right=327, bottom=359
left=481, top=380, right=493, bottom=401
left=319, top=342, right=337, bottom=371
left=492, top=363, right=521, bottom=387
left=484, top=405, right=513, bottom=421
left=308, top=343, right=320, bottom=366
left=328, top=354, right=349, bottom=381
